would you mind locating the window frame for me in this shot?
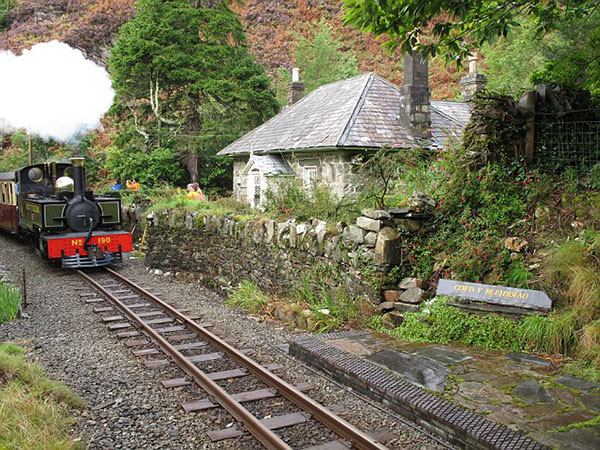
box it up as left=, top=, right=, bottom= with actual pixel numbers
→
left=302, top=166, right=318, bottom=192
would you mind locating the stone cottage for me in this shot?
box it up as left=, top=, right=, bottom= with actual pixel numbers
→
left=217, top=54, right=485, bottom=207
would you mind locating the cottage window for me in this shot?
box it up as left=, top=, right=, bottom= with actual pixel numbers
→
left=303, top=166, right=318, bottom=191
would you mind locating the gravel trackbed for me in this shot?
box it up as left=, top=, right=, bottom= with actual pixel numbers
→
left=0, top=233, right=448, bottom=449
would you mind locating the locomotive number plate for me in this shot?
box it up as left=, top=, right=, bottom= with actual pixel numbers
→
left=69, top=237, right=112, bottom=246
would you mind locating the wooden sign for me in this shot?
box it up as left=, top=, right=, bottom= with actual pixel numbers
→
left=436, top=279, right=552, bottom=311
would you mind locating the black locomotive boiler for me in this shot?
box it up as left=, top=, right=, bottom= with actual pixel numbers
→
left=0, top=157, right=132, bottom=268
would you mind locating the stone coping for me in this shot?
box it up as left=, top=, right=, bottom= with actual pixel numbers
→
left=289, top=331, right=547, bottom=450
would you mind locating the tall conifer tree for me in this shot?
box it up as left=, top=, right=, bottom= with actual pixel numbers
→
left=109, top=0, right=278, bottom=184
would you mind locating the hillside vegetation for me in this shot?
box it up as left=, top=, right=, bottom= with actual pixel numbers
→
left=0, top=0, right=464, bottom=98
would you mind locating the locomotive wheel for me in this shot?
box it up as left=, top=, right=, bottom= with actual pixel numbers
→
left=36, top=233, right=48, bottom=259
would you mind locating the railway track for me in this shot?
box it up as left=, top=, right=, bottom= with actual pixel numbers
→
left=75, top=267, right=393, bottom=449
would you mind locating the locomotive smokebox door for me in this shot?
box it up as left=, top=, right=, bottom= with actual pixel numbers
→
left=66, top=200, right=101, bottom=231
left=64, top=157, right=101, bottom=232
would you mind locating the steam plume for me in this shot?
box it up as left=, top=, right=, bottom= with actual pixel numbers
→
left=0, top=41, right=114, bottom=142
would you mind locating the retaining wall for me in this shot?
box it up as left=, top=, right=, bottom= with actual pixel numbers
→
left=140, top=209, right=402, bottom=301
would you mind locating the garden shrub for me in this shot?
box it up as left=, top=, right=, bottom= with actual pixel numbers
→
left=139, top=186, right=256, bottom=222
left=396, top=146, right=529, bottom=282
left=106, top=144, right=185, bottom=187
left=263, top=177, right=358, bottom=223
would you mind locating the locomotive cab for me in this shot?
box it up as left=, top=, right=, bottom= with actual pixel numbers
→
left=16, top=157, right=132, bottom=268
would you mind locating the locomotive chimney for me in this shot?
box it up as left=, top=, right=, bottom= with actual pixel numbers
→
left=70, top=157, right=85, bottom=196
left=50, top=162, right=58, bottom=188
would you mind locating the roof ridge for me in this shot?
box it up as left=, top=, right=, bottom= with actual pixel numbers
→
left=371, top=73, right=401, bottom=92
left=309, top=72, right=371, bottom=95
left=336, top=73, right=374, bottom=146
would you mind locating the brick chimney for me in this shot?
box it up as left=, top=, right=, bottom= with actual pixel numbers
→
left=460, top=54, right=487, bottom=101
left=399, top=52, right=431, bottom=140
left=288, top=68, right=305, bottom=105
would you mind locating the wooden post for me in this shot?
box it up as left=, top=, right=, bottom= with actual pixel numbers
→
left=524, top=90, right=536, bottom=165
left=22, top=268, right=27, bottom=308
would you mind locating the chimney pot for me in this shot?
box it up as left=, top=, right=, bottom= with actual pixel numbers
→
left=468, top=55, right=478, bottom=74
left=461, top=54, right=487, bottom=101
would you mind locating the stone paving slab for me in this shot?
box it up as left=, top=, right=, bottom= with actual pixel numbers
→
left=289, top=330, right=600, bottom=450
left=290, top=331, right=548, bottom=450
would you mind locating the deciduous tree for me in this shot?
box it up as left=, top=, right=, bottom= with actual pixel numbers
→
left=342, top=0, right=599, bottom=64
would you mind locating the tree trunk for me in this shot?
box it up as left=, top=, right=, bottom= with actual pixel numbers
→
left=183, top=102, right=201, bottom=183
left=182, top=153, right=199, bottom=183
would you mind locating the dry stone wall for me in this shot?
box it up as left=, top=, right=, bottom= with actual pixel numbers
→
left=142, top=208, right=404, bottom=303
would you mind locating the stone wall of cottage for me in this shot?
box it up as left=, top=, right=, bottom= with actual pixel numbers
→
left=141, top=208, right=404, bottom=304
left=232, top=151, right=364, bottom=204
left=285, top=151, right=356, bottom=197
left=232, top=157, right=248, bottom=202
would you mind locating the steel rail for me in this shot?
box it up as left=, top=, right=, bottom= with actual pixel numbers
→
left=104, top=267, right=389, bottom=450
left=76, top=269, right=292, bottom=450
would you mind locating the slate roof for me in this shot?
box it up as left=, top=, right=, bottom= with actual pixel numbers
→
left=218, top=73, right=471, bottom=156
left=245, top=154, right=294, bottom=176
left=431, top=100, right=473, bottom=147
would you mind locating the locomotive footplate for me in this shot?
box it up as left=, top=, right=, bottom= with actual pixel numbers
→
left=43, top=230, right=133, bottom=259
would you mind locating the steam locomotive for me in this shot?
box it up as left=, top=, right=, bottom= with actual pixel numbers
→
left=0, top=157, right=132, bottom=268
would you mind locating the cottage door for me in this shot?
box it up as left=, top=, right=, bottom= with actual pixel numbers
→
left=248, top=169, right=262, bottom=207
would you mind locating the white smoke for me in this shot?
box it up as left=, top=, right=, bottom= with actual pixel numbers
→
left=0, top=40, right=115, bottom=142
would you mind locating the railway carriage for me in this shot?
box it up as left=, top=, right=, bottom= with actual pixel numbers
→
left=0, top=158, right=132, bottom=268
left=0, top=171, right=18, bottom=232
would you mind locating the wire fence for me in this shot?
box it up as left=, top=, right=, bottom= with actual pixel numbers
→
left=534, top=112, right=600, bottom=172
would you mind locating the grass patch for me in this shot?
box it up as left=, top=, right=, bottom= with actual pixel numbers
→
left=562, top=359, right=600, bottom=383
left=373, top=296, right=600, bottom=380
left=226, top=280, right=270, bottom=314
left=0, top=343, right=85, bottom=449
left=551, top=413, right=600, bottom=433
left=545, top=230, right=600, bottom=314
left=226, top=277, right=373, bottom=333
left=537, top=230, right=600, bottom=370
left=0, top=283, right=21, bottom=323
left=293, top=276, right=373, bottom=332
left=372, top=297, right=524, bottom=351
left=501, top=261, right=533, bottom=289
left=128, top=250, right=146, bottom=259
left=521, top=311, right=580, bottom=355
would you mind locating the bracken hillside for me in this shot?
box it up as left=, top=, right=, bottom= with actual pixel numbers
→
left=0, top=0, right=465, bottom=99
